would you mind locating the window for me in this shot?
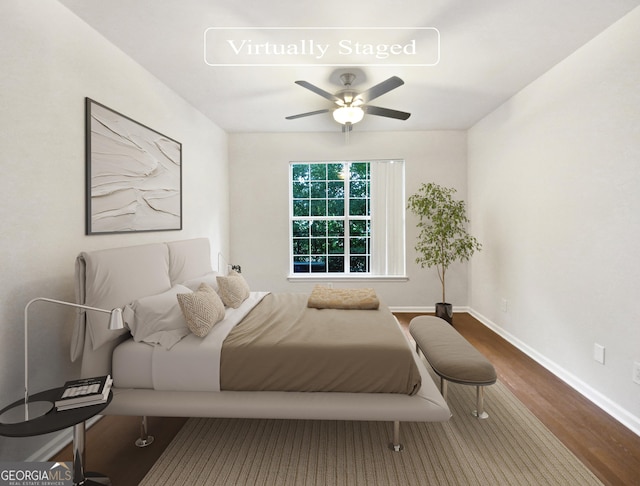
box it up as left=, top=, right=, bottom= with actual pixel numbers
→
left=290, top=160, right=405, bottom=277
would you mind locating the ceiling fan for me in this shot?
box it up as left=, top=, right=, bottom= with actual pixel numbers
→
left=286, top=73, right=411, bottom=131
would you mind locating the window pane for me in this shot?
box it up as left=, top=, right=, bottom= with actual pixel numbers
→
left=327, top=163, right=345, bottom=180
left=292, top=164, right=310, bottom=182
left=310, top=164, right=326, bottom=180
left=327, top=199, right=344, bottom=216
left=349, top=198, right=367, bottom=216
left=350, top=162, right=368, bottom=180
left=310, top=256, right=326, bottom=272
left=327, top=220, right=344, bottom=236
left=350, top=220, right=368, bottom=236
left=292, top=220, right=309, bottom=237
left=310, top=181, right=326, bottom=198
left=292, top=238, right=309, bottom=255
left=350, top=256, right=369, bottom=273
left=327, top=181, right=344, bottom=199
left=349, top=180, right=368, bottom=198
left=311, top=220, right=326, bottom=237
left=328, top=256, right=344, bottom=272
left=310, top=200, right=326, bottom=216
left=311, top=238, right=326, bottom=255
left=350, top=237, right=368, bottom=254
left=328, top=237, right=344, bottom=254
left=292, top=182, right=310, bottom=198
left=294, top=256, right=310, bottom=273
left=293, top=200, right=309, bottom=217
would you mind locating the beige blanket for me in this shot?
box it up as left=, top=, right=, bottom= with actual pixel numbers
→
left=220, top=293, right=420, bottom=395
left=307, top=285, right=380, bottom=310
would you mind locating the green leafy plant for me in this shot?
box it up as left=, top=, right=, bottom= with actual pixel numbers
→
left=407, top=182, right=482, bottom=303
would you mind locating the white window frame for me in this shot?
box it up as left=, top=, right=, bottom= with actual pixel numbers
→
left=288, top=159, right=406, bottom=281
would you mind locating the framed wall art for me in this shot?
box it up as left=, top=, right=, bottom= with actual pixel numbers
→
left=85, top=98, right=182, bottom=234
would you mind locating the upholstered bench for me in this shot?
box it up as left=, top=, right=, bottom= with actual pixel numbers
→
left=409, top=316, right=497, bottom=419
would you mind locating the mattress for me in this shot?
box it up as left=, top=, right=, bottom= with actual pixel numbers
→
left=113, top=292, right=421, bottom=395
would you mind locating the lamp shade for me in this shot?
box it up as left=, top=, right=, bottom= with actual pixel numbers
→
left=108, top=307, right=124, bottom=330
left=333, top=106, right=364, bottom=125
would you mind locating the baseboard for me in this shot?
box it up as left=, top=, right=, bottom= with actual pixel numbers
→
left=25, top=415, right=103, bottom=462
left=468, top=308, right=640, bottom=437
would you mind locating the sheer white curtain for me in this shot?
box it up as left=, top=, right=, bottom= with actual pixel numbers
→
left=370, top=160, right=406, bottom=276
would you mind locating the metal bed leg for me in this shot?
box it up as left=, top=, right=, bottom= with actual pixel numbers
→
left=135, top=416, right=155, bottom=447
left=472, top=386, right=489, bottom=419
left=388, top=421, right=404, bottom=452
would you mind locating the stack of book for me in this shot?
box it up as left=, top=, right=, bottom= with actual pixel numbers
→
left=55, top=375, right=113, bottom=411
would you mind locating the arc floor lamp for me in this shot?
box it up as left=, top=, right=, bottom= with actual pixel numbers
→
left=0, top=298, right=124, bottom=424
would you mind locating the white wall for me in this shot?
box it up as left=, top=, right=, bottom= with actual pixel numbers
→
left=468, top=7, right=640, bottom=432
left=228, top=130, right=467, bottom=308
left=0, top=0, right=228, bottom=460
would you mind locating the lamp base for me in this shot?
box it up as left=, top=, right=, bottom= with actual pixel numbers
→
left=0, top=401, right=54, bottom=424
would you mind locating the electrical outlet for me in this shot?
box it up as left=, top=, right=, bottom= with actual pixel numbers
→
left=633, top=362, right=640, bottom=385
left=593, top=344, right=605, bottom=365
left=500, top=298, right=508, bottom=313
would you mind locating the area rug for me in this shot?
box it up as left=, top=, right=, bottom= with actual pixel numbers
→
left=140, top=379, right=602, bottom=485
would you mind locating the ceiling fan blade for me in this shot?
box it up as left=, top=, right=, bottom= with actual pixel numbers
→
left=364, top=105, right=411, bottom=120
left=357, top=76, right=404, bottom=103
left=285, top=109, right=330, bottom=120
left=295, top=81, right=341, bottom=103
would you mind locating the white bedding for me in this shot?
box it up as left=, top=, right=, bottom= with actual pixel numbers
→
left=113, top=291, right=269, bottom=391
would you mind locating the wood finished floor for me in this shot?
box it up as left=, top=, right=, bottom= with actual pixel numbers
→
left=51, top=312, right=640, bottom=486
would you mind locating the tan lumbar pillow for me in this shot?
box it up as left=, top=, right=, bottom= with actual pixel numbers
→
left=177, top=283, right=226, bottom=337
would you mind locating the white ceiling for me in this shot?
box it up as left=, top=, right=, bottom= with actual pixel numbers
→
left=57, top=0, right=639, bottom=133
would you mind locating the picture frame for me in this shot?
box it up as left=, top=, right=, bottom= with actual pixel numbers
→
left=85, top=98, right=182, bottom=234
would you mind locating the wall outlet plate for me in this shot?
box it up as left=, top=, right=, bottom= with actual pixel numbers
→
left=500, top=298, right=508, bottom=313
left=633, top=362, right=640, bottom=385
left=593, top=343, right=605, bottom=364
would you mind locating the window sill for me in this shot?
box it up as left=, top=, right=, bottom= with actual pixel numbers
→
left=287, top=275, right=409, bottom=283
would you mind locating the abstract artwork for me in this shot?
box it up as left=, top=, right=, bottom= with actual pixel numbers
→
left=85, top=98, right=182, bottom=234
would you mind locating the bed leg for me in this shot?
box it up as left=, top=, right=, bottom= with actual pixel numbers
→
left=135, top=416, right=155, bottom=448
left=388, top=421, right=404, bottom=452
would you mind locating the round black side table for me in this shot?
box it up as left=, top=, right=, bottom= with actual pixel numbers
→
left=0, top=386, right=113, bottom=486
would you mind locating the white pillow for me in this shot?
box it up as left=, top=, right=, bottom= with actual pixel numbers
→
left=182, top=271, right=222, bottom=292
left=123, top=284, right=192, bottom=349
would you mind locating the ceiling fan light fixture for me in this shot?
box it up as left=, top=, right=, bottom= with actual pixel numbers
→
left=333, top=106, right=364, bottom=125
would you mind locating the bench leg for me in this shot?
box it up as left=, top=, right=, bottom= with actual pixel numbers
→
left=472, top=386, right=489, bottom=419
left=388, top=421, right=404, bottom=452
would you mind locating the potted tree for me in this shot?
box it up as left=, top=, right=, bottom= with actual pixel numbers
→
left=407, top=182, right=481, bottom=324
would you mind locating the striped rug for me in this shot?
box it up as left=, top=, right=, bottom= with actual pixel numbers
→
left=140, top=378, right=602, bottom=485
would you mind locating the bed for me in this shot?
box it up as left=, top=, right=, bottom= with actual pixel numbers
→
left=71, top=238, right=450, bottom=450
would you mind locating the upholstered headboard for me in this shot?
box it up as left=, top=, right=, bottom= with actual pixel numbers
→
left=71, top=238, right=213, bottom=377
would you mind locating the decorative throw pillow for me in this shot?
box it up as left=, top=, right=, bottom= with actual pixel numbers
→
left=216, top=270, right=250, bottom=308
left=177, top=283, right=226, bottom=337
